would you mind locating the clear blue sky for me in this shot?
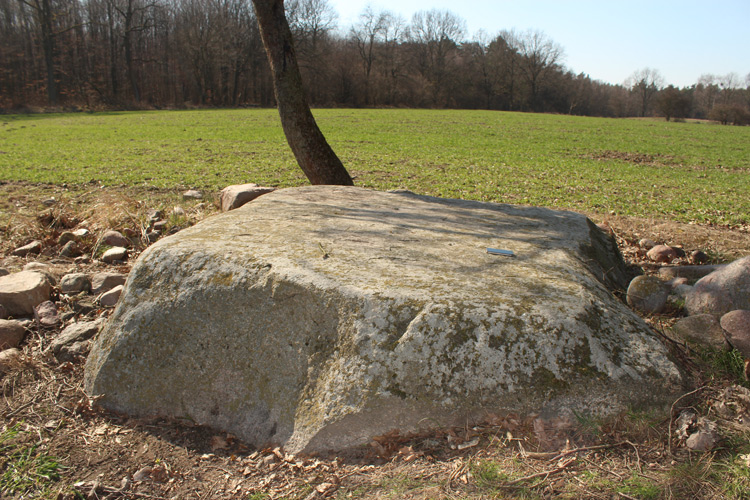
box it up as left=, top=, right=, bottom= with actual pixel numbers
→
left=326, top=0, right=750, bottom=88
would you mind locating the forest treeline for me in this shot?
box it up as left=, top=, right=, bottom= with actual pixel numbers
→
left=2, top=0, right=749, bottom=123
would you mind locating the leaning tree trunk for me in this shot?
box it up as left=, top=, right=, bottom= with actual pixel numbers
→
left=251, top=0, right=353, bottom=186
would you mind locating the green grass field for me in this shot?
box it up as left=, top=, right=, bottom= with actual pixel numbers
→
left=1, top=109, right=748, bottom=226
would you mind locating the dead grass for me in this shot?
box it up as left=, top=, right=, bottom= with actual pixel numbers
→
left=1, top=181, right=750, bottom=499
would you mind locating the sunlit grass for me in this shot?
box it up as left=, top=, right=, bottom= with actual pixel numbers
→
left=1, top=109, right=748, bottom=226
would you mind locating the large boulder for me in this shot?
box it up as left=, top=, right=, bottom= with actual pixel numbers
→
left=0, top=271, right=53, bottom=317
left=85, top=186, right=683, bottom=454
left=686, top=257, right=750, bottom=316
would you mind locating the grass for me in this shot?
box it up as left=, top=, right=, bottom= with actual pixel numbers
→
left=0, top=424, right=62, bottom=498
left=1, top=109, right=749, bottom=226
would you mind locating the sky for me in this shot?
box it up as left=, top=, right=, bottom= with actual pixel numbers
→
left=326, top=0, right=750, bottom=88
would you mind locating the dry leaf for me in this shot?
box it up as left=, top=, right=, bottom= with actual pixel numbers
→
left=210, top=435, right=228, bottom=451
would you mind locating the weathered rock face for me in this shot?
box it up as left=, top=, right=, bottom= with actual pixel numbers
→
left=686, top=257, right=750, bottom=316
left=85, top=186, right=683, bottom=453
left=0, top=271, right=52, bottom=317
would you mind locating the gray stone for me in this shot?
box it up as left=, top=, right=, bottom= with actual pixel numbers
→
left=147, top=209, right=164, bottom=222
left=671, top=314, right=726, bottom=349
left=91, top=272, right=128, bottom=295
left=0, top=319, right=25, bottom=349
left=59, top=240, right=78, bottom=258
left=0, top=271, right=52, bottom=317
left=34, top=300, right=60, bottom=328
left=153, top=220, right=168, bottom=232
left=220, top=183, right=276, bottom=212
left=657, top=265, right=725, bottom=284
left=626, top=275, right=669, bottom=314
left=73, top=228, right=90, bottom=238
left=720, top=310, right=750, bottom=358
left=183, top=189, right=203, bottom=200
left=691, top=250, right=709, bottom=264
left=13, top=240, right=42, bottom=257
left=85, top=186, right=683, bottom=454
left=146, top=231, right=160, bottom=243
left=173, top=206, right=186, bottom=217
left=102, top=230, right=130, bottom=248
left=638, top=238, right=656, bottom=250
left=0, top=269, right=8, bottom=277
left=686, top=257, right=750, bottom=316
left=100, top=285, right=123, bottom=307
left=60, top=273, right=91, bottom=295
left=102, top=247, right=128, bottom=263
left=0, top=348, right=22, bottom=374
left=647, top=245, right=677, bottom=263
left=51, top=319, right=103, bottom=362
left=58, top=231, right=77, bottom=246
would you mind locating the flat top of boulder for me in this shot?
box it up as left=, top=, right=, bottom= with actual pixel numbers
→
left=186, top=186, right=629, bottom=300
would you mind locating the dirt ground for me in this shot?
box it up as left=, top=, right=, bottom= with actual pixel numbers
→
left=1, top=181, right=749, bottom=500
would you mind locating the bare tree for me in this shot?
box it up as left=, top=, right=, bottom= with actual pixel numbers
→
left=251, top=0, right=352, bottom=185
left=409, top=9, right=465, bottom=106
left=350, top=4, right=388, bottom=105
left=512, top=29, right=563, bottom=111
left=626, top=67, right=664, bottom=117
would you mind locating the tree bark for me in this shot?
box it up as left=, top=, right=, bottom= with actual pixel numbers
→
left=251, top=0, right=352, bottom=186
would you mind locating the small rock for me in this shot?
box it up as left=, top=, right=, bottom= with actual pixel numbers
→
left=34, top=300, right=60, bottom=328
left=667, top=277, right=689, bottom=288
left=147, top=209, right=164, bottom=222
left=41, top=197, right=56, bottom=207
left=0, top=271, right=53, bottom=317
left=146, top=231, right=160, bottom=243
left=60, top=273, right=91, bottom=295
left=0, top=319, right=25, bottom=349
left=58, top=231, right=77, bottom=246
left=672, top=247, right=686, bottom=258
left=647, top=245, right=678, bottom=263
left=183, top=189, right=203, bottom=200
left=658, top=265, right=724, bottom=284
left=13, top=240, right=42, bottom=257
left=102, top=247, right=127, bottom=263
left=23, top=262, right=49, bottom=272
left=59, top=240, right=78, bottom=258
left=0, top=269, right=8, bottom=277
left=74, top=255, right=92, bottom=265
left=0, top=348, right=22, bottom=374
left=671, top=314, right=726, bottom=349
left=72, top=228, right=90, bottom=238
left=102, top=230, right=130, bottom=248
left=50, top=319, right=103, bottom=362
left=100, top=285, right=123, bottom=307
left=720, top=310, right=750, bottom=358
left=675, top=411, right=721, bottom=452
left=91, top=273, right=128, bottom=295
left=686, top=256, right=750, bottom=316
left=638, top=238, right=657, bottom=250
left=626, top=275, right=669, bottom=314
left=153, top=220, right=168, bottom=232
left=172, top=206, right=186, bottom=217
left=220, top=184, right=276, bottom=212
left=691, top=250, right=709, bottom=264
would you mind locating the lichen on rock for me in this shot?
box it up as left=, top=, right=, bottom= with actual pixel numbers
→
left=85, top=186, right=683, bottom=453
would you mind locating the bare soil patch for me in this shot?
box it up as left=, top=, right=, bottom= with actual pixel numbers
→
left=1, top=182, right=749, bottom=499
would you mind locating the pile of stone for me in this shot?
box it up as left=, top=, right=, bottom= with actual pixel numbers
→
left=0, top=263, right=128, bottom=373
left=626, top=244, right=750, bottom=359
